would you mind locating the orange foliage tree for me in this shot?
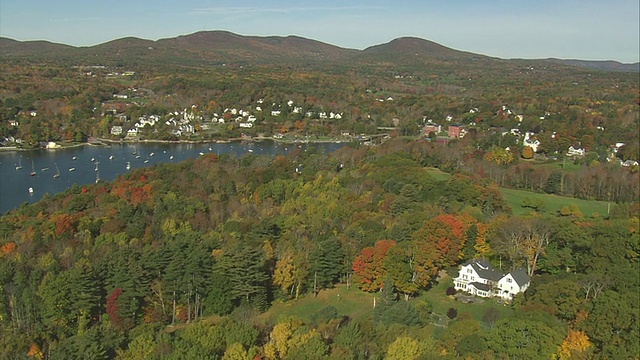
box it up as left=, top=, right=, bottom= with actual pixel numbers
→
left=413, top=214, right=468, bottom=268
left=352, top=240, right=396, bottom=292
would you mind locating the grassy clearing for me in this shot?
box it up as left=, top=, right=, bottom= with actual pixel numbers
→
left=262, top=276, right=514, bottom=328
left=261, top=284, right=376, bottom=324
left=419, top=276, right=513, bottom=324
left=425, top=167, right=451, bottom=182
left=500, top=187, right=609, bottom=217
left=425, top=167, right=608, bottom=217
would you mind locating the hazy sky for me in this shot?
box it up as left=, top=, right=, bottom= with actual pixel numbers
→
left=1, top=0, right=638, bottom=63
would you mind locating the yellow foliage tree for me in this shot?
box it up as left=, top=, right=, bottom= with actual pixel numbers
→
left=474, top=223, right=491, bottom=258
left=554, top=328, right=592, bottom=360
left=222, top=343, right=250, bottom=360
left=386, top=336, right=424, bottom=360
left=273, top=252, right=296, bottom=294
left=264, top=317, right=318, bottom=360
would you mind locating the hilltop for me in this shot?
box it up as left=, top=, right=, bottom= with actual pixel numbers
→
left=2, top=30, right=638, bottom=72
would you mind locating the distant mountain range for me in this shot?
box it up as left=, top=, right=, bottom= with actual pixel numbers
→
left=1, top=30, right=638, bottom=72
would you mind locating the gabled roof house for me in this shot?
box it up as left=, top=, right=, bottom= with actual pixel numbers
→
left=453, top=259, right=530, bottom=301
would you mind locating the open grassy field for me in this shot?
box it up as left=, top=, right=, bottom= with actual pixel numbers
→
left=425, top=167, right=609, bottom=217
left=421, top=276, right=513, bottom=324
left=261, top=284, right=376, bottom=324
left=261, top=275, right=514, bottom=329
left=424, top=167, right=451, bottom=182
left=500, top=187, right=609, bottom=217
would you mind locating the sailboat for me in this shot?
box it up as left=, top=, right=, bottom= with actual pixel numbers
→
left=95, top=162, right=101, bottom=183
left=126, top=161, right=131, bottom=170
left=53, top=163, right=60, bottom=178
left=30, top=160, right=36, bottom=176
left=16, top=157, right=22, bottom=170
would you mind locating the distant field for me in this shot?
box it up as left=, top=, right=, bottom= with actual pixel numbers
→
left=500, top=187, right=609, bottom=217
left=425, top=167, right=609, bottom=217
left=424, top=167, right=451, bottom=181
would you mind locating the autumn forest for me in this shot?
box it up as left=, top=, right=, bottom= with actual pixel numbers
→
left=0, top=32, right=639, bottom=359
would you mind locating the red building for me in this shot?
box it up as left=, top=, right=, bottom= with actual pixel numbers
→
left=448, top=124, right=466, bottom=138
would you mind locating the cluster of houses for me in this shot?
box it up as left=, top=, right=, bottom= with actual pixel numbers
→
left=107, top=98, right=343, bottom=136
left=421, top=109, right=582, bottom=158
left=453, top=259, right=531, bottom=301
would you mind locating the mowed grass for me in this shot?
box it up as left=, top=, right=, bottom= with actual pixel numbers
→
left=420, top=276, right=513, bottom=324
left=500, top=187, right=609, bottom=217
left=424, top=167, right=451, bottom=182
left=261, top=284, right=376, bottom=324
left=262, top=277, right=514, bottom=328
left=425, top=167, right=609, bottom=217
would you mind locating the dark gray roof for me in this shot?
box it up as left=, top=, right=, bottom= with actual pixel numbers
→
left=468, top=282, right=491, bottom=292
left=509, top=268, right=530, bottom=287
left=467, top=259, right=504, bottom=282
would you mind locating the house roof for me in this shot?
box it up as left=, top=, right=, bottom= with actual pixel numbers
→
left=468, top=282, right=491, bottom=292
left=466, top=259, right=504, bottom=282
left=509, top=268, right=530, bottom=287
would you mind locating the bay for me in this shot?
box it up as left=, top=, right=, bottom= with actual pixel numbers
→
left=0, top=141, right=347, bottom=214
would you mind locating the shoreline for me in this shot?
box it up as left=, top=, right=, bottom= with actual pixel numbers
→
left=0, top=135, right=355, bottom=152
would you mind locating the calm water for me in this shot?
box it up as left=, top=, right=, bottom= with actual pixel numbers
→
left=0, top=141, right=346, bottom=214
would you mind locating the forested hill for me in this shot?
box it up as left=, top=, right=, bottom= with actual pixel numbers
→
left=546, top=58, right=640, bottom=73
left=2, top=31, right=638, bottom=72
left=0, top=139, right=638, bottom=358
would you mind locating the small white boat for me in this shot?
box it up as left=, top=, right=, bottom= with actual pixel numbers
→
left=126, top=162, right=131, bottom=170
left=28, top=187, right=33, bottom=194
left=199, top=152, right=204, bottom=156
left=16, top=157, right=22, bottom=170
left=69, top=167, right=75, bottom=172
left=91, top=158, right=95, bottom=162
left=109, top=155, right=114, bottom=160
left=169, top=155, right=174, bottom=160
left=248, top=149, right=254, bottom=153
left=149, top=152, right=154, bottom=157
left=144, top=159, right=149, bottom=163
left=53, top=163, right=60, bottom=178
left=41, top=167, right=49, bottom=171
left=30, top=160, right=36, bottom=176
left=72, top=156, right=78, bottom=160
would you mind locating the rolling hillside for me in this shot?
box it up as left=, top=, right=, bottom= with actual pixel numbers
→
left=4, top=30, right=634, bottom=72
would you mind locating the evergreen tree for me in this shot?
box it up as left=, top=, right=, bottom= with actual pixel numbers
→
left=309, top=237, right=345, bottom=294
left=214, top=246, right=269, bottom=308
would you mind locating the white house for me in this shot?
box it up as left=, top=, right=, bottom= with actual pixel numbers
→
left=454, top=259, right=530, bottom=301
left=110, top=126, right=123, bottom=136
left=523, top=132, right=540, bottom=153
left=567, top=146, right=586, bottom=157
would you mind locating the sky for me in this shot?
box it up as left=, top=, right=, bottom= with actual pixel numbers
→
left=1, top=0, right=639, bottom=63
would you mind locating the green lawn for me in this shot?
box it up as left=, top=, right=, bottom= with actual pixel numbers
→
left=500, top=187, right=610, bottom=217
left=425, top=167, right=609, bottom=217
left=262, top=276, right=514, bottom=328
left=419, top=276, right=513, bottom=325
left=425, top=167, right=451, bottom=182
left=261, top=284, right=376, bottom=324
